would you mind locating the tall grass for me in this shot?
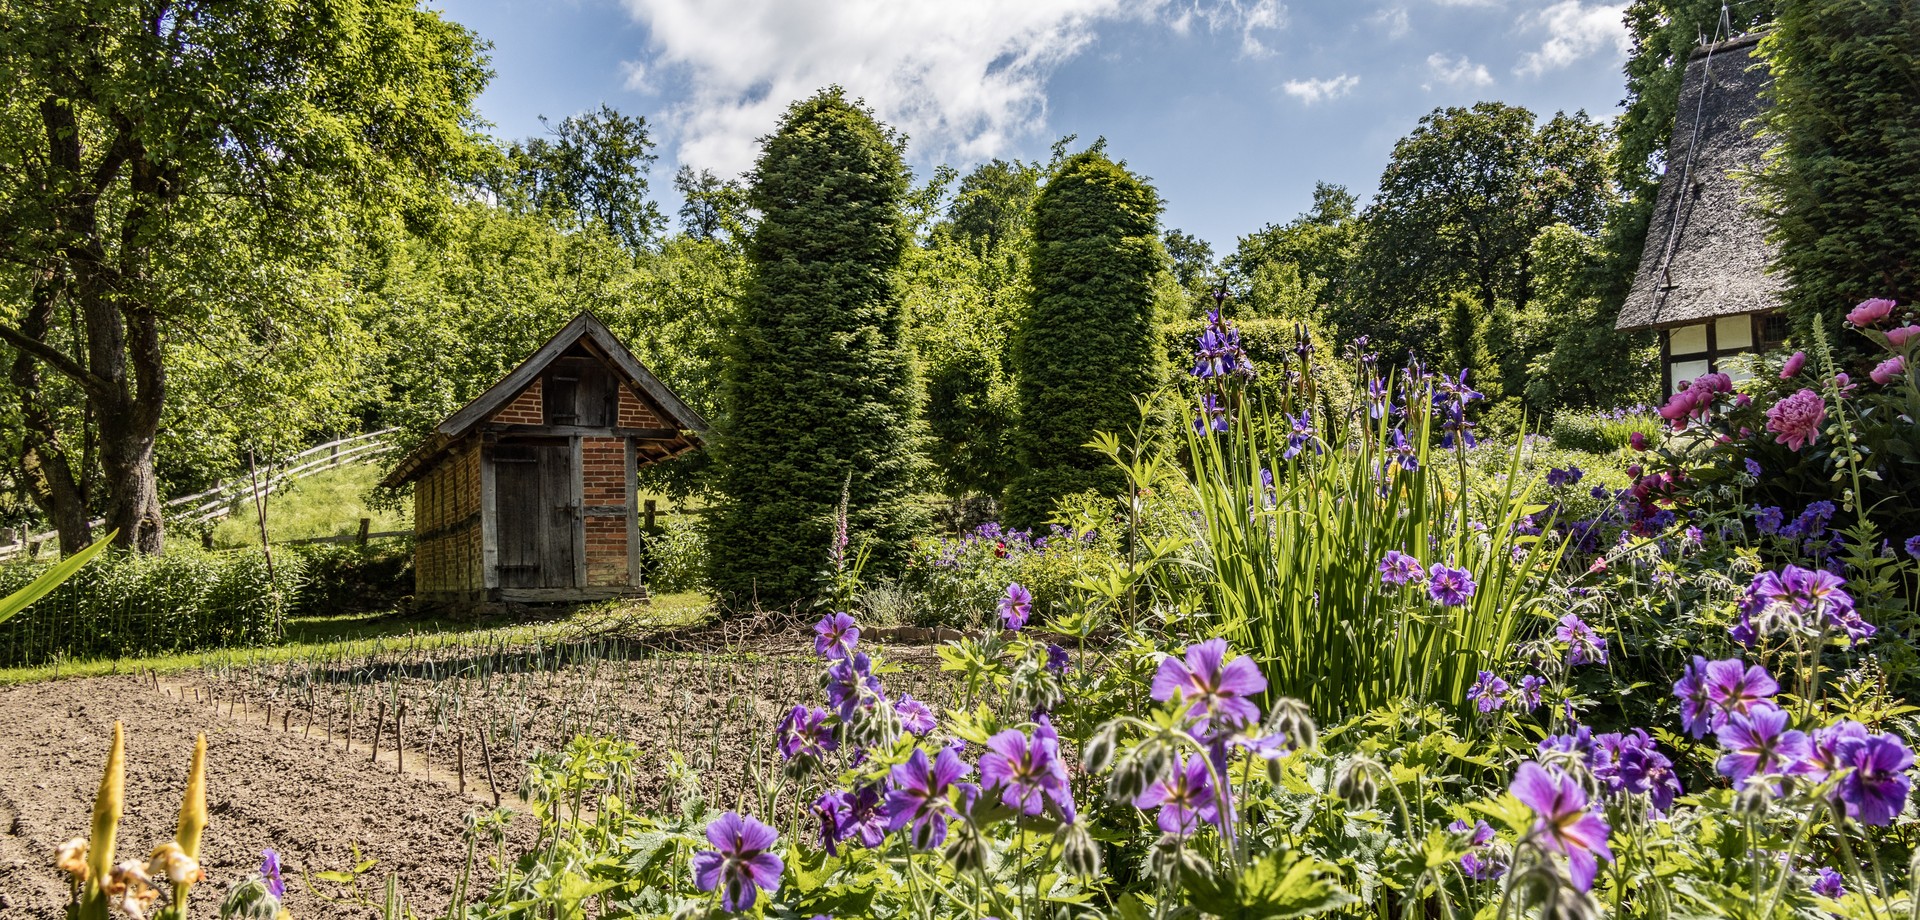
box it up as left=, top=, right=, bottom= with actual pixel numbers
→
left=1180, top=373, right=1566, bottom=719
left=0, top=548, right=298, bottom=667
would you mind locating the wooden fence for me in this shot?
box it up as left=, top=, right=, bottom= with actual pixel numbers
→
left=0, top=429, right=397, bottom=562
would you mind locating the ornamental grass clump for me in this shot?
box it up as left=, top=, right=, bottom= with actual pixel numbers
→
left=1177, top=314, right=1566, bottom=718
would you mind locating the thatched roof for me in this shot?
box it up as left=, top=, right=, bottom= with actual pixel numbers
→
left=1618, top=33, right=1781, bottom=331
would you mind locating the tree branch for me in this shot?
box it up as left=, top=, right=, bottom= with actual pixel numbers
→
left=0, top=321, right=113, bottom=399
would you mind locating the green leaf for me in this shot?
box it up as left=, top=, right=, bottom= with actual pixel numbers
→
left=0, top=531, right=114, bottom=626
left=1182, top=850, right=1360, bottom=920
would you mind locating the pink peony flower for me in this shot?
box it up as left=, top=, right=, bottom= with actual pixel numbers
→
left=1779, top=351, right=1806, bottom=379
left=1848, top=298, right=1897, bottom=327
left=1765, top=389, right=1826, bottom=451
left=1629, top=431, right=1648, bottom=451
left=1890, top=325, right=1920, bottom=348
left=1872, top=356, right=1906, bottom=385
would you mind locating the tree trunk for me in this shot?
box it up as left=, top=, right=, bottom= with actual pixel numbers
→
left=8, top=273, right=93, bottom=555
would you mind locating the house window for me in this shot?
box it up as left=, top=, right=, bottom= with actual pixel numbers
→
left=1661, top=311, right=1780, bottom=396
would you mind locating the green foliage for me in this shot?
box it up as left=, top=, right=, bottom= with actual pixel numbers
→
left=286, top=541, right=412, bottom=618
left=1225, top=182, right=1362, bottom=324
left=707, top=88, right=926, bottom=610
left=640, top=516, right=708, bottom=595
left=1355, top=103, right=1614, bottom=367
left=489, top=104, right=667, bottom=250
left=1523, top=224, right=1660, bottom=412
left=1759, top=0, right=1920, bottom=342
left=0, top=530, right=112, bottom=626
left=1178, top=380, right=1565, bottom=719
left=0, top=548, right=297, bottom=667
left=1005, top=151, right=1166, bottom=529
left=1549, top=408, right=1661, bottom=455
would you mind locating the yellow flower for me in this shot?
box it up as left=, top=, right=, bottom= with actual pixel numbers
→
left=175, top=734, right=208, bottom=859
left=88, top=722, right=126, bottom=894
left=146, top=841, right=204, bottom=886
left=54, top=837, right=88, bottom=879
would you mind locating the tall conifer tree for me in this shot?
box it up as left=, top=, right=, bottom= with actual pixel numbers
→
left=1004, top=151, right=1163, bottom=529
left=707, top=88, right=923, bottom=610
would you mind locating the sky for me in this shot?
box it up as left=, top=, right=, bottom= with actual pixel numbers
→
left=434, top=0, right=1639, bottom=253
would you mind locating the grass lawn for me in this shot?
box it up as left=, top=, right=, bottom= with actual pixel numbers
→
left=0, top=590, right=713, bottom=685
left=209, top=462, right=411, bottom=547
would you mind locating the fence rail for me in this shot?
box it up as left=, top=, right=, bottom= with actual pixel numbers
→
left=0, top=429, right=399, bottom=562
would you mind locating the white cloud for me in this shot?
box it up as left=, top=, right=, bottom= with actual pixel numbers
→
left=1166, top=0, right=1288, bottom=56
left=1282, top=73, right=1359, bottom=104
left=1515, top=1, right=1630, bottom=76
left=1369, top=6, right=1411, bottom=39
left=1425, top=52, right=1492, bottom=88
left=621, top=0, right=1156, bottom=176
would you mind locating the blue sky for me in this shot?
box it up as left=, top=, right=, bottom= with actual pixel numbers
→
left=436, top=0, right=1637, bottom=252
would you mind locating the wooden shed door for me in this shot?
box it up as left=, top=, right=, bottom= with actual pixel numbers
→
left=492, top=444, right=578, bottom=589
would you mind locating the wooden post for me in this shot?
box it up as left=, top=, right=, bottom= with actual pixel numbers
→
left=369, top=700, right=386, bottom=764
left=457, top=729, right=467, bottom=795
left=200, top=530, right=213, bottom=551
left=247, top=447, right=282, bottom=636
left=479, top=726, right=501, bottom=806
left=357, top=517, right=371, bottom=546
left=643, top=499, right=657, bottom=530
left=395, top=703, right=406, bottom=774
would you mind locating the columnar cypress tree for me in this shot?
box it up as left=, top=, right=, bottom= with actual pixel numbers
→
left=1004, top=152, right=1164, bottom=529
left=1761, top=1, right=1920, bottom=340
left=707, top=89, right=923, bottom=611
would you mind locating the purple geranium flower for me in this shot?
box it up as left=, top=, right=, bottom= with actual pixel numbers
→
left=1676, top=658, right=1778, bottom=738
left=1743, top=566, right=1873, bottom=646
left=815, top=785, right=888, bottom=854
left=1378, top=550, right=1424, bottom=587
left=1907, top=535, right=1920, bottom=558
left=895, top=695, right=936, bottom=735
left=1045, top=643, right=1071, bottom=674
left=814, top=612, right=859, bottom=659
left=1134, top=753, right=1220, bottom=835
left=998, top=583, right=1032, bottom=630
left=1832, top=732, right=1914, bottom=826
left=885, top=745, right=973, bottom=848
left=1715, top=705, right=1811, bottom=788
left=1449, top=819, right=1506, bottom=880
left=1150, top=638, right=1267, bottom=733
left=692, top=812, right=784, bottom=912
left=777, top=705, right=838, bottom=761
left=1427, top=563, right=1476, bottom=606
left=1467, top=671, right=1509, bottom=713
left=980, top=723, right=1072, bottom=819
left=1592, top=729, right=1683, bottom=813
left=1555, top=614, right=1607, bottom=666
left=1510, top=762, right=1613, bottom=892
left=1517, top=675, right=1545, bottom=711
left=1812, top=867, right=1846, bottom=898
left=825, top=652, right=882, bottom=719
left=261, top=849, right=285, bottom=900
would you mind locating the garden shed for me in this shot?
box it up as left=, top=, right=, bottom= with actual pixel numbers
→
left=1618, top=32, right=1789, bottom=396
left=382, top=313, right=706, bottom=605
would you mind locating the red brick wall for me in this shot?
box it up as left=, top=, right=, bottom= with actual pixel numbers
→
left=414, top=441, right=483, bottom=597
left=493, top=379, right=544, bottom=426
left=618, top=387, right=664, bottom=428
left=582, top=436, right=629, bottom=586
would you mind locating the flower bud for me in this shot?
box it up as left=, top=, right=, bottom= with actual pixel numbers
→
left=1733, top=783, right=1773, bottom=818
left=1266, top=697, right=1318, bottom=751
left=1056, top=821, right=1102, bottom=879
left=1082, top=723, right=1120, bottom=774
left=1334, top=755, right=1381, bottom=809
left=176, top=734, right=209, bottom=860
left=943, top=820, right=990, bottom=874
left=88, top=722, right=126, bottom=898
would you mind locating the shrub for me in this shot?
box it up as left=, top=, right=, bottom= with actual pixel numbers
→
left=1004, top=150, right=1165, bottom=529
left=641, top=516, right=707, bottom=594
left=0, top=547, right=298, bottom=667
left=286, top=541, right=412, bottom=617
left=1548, top=406, right=1659, bottom=453
left=707, top=88, right=925, bottom=611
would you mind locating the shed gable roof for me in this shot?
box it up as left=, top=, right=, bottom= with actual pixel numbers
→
left=1618, top=33, right=1783, bottom=331
left=382, top=312, right=707, bottom=487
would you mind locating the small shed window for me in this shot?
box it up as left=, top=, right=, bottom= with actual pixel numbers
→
left=1715, top=316, right=1753, bottom=350
left=1670, top=324, right=1708, bottom=355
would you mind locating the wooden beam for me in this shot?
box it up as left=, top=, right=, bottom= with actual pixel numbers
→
left=494, top=586, right=650, bottom=603
left=479, top=441, right=500, bottom=590
left=570, top=435, right=587, bottom=589
left=625, top=437, right=641, bottom=590
left=481, top=422, right=685, bottom=440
